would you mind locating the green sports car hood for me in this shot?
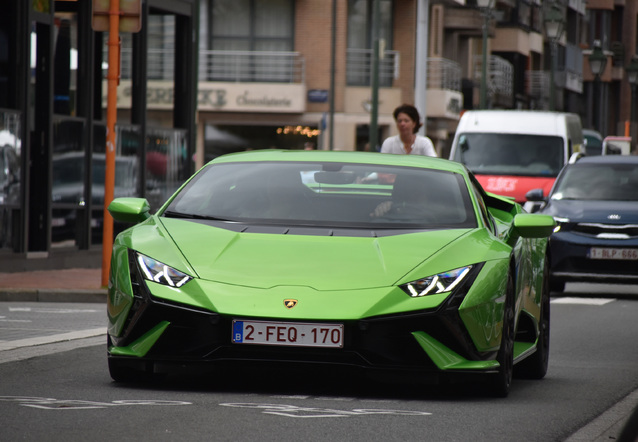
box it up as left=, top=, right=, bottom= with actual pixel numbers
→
left=145, top=217, right=494, bottom=291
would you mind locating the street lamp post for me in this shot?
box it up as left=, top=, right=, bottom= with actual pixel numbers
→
left=625, top=55, right=638, bottom=134
left=476, top=0, right=493, bottom=109
left=543, top=4, right=565, bottom=111
left=588, top=40, right=607, bottom=133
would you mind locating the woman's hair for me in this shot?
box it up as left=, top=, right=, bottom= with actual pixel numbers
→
left=393, top=104, right=422, bottom=134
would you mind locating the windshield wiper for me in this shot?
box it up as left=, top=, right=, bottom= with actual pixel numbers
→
left=162, top=210, right=233, bottom=222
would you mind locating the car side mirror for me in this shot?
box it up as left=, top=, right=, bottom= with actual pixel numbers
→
left=513, top=213, right=556, bottom=238
left=525, top=188, right=545, bottom=202
left=108, top=197, right=151, bottom=224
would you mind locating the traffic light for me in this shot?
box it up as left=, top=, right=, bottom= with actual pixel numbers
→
left=92, top=0, right=142, bottom=33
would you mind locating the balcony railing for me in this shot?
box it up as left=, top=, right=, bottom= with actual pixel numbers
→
left=118, top=49, right=305, bottom=84
left=346, top=49, right=400, bottom=87
left=427, top=57, right=461, bottom=92
left=117, top=47, right=401, bottom=88
left=526, top=70, right=549, bottom=100
left=474, top=54, right=513, bottom=98
left=199, top=50, right=305, bottom=83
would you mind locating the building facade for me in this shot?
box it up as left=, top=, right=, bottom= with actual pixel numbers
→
left=1, top=0, right=637, bottom=269
left=0, top=0, right=198, bottom=269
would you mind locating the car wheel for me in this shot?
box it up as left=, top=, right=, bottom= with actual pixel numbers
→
left=488, top=271, right=515, bottom=398
left=516, top=258, right=550, bottom=379
left=550, top=279, right=565, bottom=293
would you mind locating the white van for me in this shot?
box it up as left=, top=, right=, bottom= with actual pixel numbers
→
left=449, top=110, right=584, bottom=207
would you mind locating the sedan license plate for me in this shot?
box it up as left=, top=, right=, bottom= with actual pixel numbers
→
left=589, top=247, right=638, bottom=260
left=232, top=320, right=344, bottom=348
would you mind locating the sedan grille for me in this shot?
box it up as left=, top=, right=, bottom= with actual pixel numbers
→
left=572, top=223, right=638, bottom=239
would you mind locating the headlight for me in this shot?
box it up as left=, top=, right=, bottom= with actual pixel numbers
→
left=136, top=253, right=192, bottom=288
left=552, top=216, right=570, bottom=233
left=400, top=266, right=472, bottom=298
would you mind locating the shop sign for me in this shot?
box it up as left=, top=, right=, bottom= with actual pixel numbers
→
left=107, top=81, right=306, bottom=113
left=308, top=89, right=329, bottom=103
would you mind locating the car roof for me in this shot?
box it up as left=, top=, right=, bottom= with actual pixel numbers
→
left=208, top=149, right=468, bottom=174
left=574, top=155, right=638, bottom=165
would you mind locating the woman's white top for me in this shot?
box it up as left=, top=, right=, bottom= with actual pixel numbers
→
left=380, top=135, right=437, bottom=157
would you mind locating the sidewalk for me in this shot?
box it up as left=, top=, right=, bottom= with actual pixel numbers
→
left=0, top=268, right=107, bottom=303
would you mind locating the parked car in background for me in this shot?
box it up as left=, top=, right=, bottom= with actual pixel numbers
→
left=527, top=155, right=638, bottom=292
left=582, top=129, right=603, bottom=156
left=449, top=110, right=585, bottom=212
left=0, top=143, right=21, bottom=249
left=106, top=150, right=556, bottom=397
left=602, top=136, right=631, bottom=155
left=52, top=152, right=138, bottom=243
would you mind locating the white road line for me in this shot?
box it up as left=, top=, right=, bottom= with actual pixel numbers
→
left=8, top=307, right=100, bottom=313
left=551, top=297, right=615, bottom=306
left=0, top=328, right=106, bottom=352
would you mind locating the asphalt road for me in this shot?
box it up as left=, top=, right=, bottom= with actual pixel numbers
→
left=0, top=284, right=637, bottom=441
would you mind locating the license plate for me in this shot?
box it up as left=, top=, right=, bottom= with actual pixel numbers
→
left=232, top=320, right=344, bottom=348
left=589, top=247, right=638, bottom=260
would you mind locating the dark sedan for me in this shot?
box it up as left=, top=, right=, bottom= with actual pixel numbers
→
left=527, top=155, right=638, bottom=292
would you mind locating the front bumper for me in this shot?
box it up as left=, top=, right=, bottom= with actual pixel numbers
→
left=549, top=231, right=638, bottom=284
left=107, top=256, right=499, bottom=375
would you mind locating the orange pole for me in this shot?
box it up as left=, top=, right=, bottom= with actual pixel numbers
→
left=625, top=120, right=630, bottom=137
left=101, top=0, right=120, bottom=288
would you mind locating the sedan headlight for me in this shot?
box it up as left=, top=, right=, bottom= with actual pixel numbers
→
left=552, top=216, right=570, bottom=233
left=400, top=266, right=472, bottom=298
left=136, top=253, right=192, bottom=288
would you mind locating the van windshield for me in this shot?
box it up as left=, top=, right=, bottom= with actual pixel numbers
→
left=453, top=133, right=564, bottom=177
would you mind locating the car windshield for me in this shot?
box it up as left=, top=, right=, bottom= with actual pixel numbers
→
left=163, top=161, right=477, bottom=229
left=551, top=163, right=638, bottom=201
left=454, top=133, right=564, bottom=177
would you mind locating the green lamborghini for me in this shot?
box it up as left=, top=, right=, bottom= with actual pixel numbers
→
left=106, top=150, right=555, bottom=396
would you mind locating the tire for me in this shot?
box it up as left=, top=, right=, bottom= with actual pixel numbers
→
left=488, top=271, right=515, bottom=398
left=550, top=279, right=565, bottom=293
left=516, top=258, right=550, bottom=379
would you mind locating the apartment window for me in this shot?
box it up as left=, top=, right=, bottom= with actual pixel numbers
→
left=517, top=1, right=531, bottom=30
left=209, top=0, right=293, bottom=52
left=347, top=0, right=394, bottom=86
left=207, top=0, right=295, bottom=82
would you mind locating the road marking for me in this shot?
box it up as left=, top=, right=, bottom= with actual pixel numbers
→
left=551, top=297, right=615, bottom=306
left=0, top=328, right=106, bottom=352
left=219, top=402, right=431, bottom=418
left=0, top=396, right=191, bottom=410
left=8, top=307, right=101, bottom=313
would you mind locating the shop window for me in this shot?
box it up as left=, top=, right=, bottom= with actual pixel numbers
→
left=204, top=123, right=318, bottom=160
left=53, top=13, right=78, bottom=116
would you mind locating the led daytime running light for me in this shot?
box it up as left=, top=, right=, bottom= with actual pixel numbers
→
left=404, top=266, right=471, bottom=297
left=137, top=254, right=191, bottom=288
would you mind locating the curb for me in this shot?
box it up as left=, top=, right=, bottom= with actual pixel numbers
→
left=0, top=289, right=107, bottom=303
